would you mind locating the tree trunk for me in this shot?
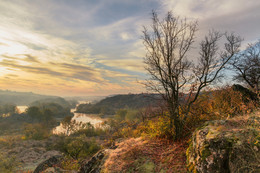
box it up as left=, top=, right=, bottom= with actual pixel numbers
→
left=174, top=115, right=183, bottom=140
left=169, top=105, right=183, bottom=140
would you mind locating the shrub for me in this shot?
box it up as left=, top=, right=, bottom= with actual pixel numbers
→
left=185, top=86, right=258, bottom=132
left=114, top=109, right=127, bottom=121
left=23, top=123, right=50, bottom=140
left=60, top=156, right=80, bottom=171
left=138, top=115, right=175, bottom=139
left=0, top=104, right=17, bottom=117
left=0, top=153, right=20, bottom=173
left=53, top=135, right=100, bottom=160
left=213, top=86, right=256, bottom=116
left=74, top=123, right=107, bottom=137
left=125, top=109, right=140, bottom=121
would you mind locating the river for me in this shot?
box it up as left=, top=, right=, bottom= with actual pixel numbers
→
left=17, top=106, right=28, bottom=113
left=17, top=104, right=105, bottom=135
left=52, top=112, right=104, bottom=135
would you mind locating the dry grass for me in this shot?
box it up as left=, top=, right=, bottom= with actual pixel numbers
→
left=224, top=109, right=260, bottom=130
left=104, top=137, right=188, bottom=173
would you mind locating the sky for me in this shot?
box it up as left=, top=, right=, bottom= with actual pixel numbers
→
left=0, top=0, right=259, bottom=96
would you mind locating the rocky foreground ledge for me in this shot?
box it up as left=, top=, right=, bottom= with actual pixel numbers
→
left=186, top=111, right=260, bottom=173
left=33, top=147, right=113, bottom=173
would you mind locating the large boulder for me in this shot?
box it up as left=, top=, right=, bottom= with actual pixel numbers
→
left=33, top=155, right=62, bottom=173
left=186, top=112, right=260, bottom=173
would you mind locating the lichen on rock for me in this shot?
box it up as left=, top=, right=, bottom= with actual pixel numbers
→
left=186, top=111, right=260, bottom=173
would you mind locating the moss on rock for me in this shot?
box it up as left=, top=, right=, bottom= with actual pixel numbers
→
left=186, top=112, right=260, bottom=173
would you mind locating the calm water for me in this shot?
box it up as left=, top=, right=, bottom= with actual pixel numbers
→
left=53, top=102, right=105, bottom=135
left=53, top=112, right=104, bottom=135
left=17, top=104, right=105, bottom=135
left=17, top=106, right=28, bottom=113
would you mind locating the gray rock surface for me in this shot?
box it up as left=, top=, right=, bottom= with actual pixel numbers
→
left=33, top=155, right=62, bottom=173
left=186, top=112, right=260, bottom=173
left=78, top=149, right=107, bottom=173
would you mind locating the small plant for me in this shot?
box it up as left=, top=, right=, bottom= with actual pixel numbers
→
left=23, top=123, right=50, bottom=140
left=60, top=156, right=80, bottom=171
left=0, top=153, right=20, bottom=173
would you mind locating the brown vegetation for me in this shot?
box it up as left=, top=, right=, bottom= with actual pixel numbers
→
left=104, top=137, right=188, bottom=173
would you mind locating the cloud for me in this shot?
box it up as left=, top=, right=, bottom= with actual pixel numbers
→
left=160, top=0, right=260, bottom=19
left=120, top=32, right=133, bottom=41
left=0, top=57, right=104, bottom=83
left=159, top=0, right=260, bottom=43
left=0, top=59, right=64, bottom=76
left=23, top=54, right=40, bottom=63
left=1, top=0, right=258, bottom=96
left=98, top=59, right=145, bottom=72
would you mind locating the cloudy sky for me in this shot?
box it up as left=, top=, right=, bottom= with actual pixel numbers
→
left=0, top=0, right=259, bottom=96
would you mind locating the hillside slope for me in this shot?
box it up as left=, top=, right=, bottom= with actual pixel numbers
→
left=76, top=93, right=161, bottom=115
left=0, top=90, right=58, bottom=105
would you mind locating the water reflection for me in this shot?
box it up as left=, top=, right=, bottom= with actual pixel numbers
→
left=17, top=106, right=28, bottom=113
left=17, top=104, right=105, bottom=135
left=53, top=113, right=104, bottom=135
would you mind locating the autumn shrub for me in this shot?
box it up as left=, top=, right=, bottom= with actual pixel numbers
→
left=52, top=135, right=100, bottom=160
left=23, top=123, right=50, bottom=140
left=116, top=120, right=141, bottom=138
left=138, top=114, right=175, bottom=139
left=186, top=86, right=258, bottom=128
left=213, top=86, right=257, bottom=116
left=104, top=109, right=143, bottom=140
left=184, top=92, right=215, bottom=128
left=60, top=156, right=81, bottom=171
left=213, top=87, right=245, bottom=116
left=107, top=109, right=175, bottom=140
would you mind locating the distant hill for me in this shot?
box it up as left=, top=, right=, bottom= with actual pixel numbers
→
left=29, top=97, right=75, bottom=118
left=30, top=97, right=76, bottom=109
left=64, top=96, right=106, bottom=104
left=76, top=93, right=161, bottom=115
left=0, top=90, right=58, bottom=105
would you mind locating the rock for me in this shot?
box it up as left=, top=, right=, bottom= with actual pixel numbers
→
left=232, top=84, right=258, bottom=102
left=186, top=113, right=260, bottom=173
left=78, top=150, right=107, bottom=173
left=33, top=155, right=62, bottom=173
left=42, top=167, right=75, bottom=173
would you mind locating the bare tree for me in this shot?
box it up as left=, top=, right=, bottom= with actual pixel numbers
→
left=231, top=40, right=260, bottom=98
left=142, top=11, right=242, bottom=140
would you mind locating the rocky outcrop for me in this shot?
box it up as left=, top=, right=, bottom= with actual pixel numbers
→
left=186, top=112, right=260, bottom=173
left=232, top=84, right=259, bottom=103
left=79, top=149, right=109, bottom=173
left=33, top=155, right=62, bottom=173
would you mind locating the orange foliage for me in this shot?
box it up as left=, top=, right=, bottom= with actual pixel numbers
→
left=104, top=137, right=188, bottom=173
left=185, top=86, right=258, bottom=130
